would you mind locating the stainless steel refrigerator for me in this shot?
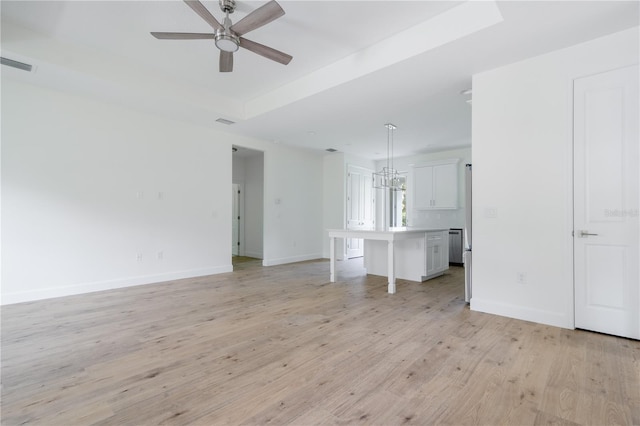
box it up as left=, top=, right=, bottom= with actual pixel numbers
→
left=464, top=164, right=472, bottom=303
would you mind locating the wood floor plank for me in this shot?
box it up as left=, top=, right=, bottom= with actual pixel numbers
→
left=2, top=260, right=639, bottom=425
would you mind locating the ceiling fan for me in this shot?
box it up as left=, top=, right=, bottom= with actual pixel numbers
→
left=151, top=0, right=292, bottom=72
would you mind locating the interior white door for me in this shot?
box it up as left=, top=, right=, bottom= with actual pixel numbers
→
left=574, top=65, right=639, bottom=339
left=346, top=165, right=374, bottom=258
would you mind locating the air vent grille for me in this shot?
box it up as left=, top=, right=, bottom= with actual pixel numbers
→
left=1, top=57, right=33, bottom=72
left=216, top=118, right=235, bottom=125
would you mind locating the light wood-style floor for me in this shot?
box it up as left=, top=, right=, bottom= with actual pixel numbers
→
left=231, top=256, right=263, bottom=270
left=2, top=258, right=639, bottom=425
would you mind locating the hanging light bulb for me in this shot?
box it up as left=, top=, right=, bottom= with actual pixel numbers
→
left=373, top=123, right=403, bottom=191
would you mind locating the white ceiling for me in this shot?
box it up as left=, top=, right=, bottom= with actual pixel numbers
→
left=2, top=1, right=638, bottom=160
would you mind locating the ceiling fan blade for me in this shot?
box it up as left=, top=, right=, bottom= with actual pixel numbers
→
left=239, top=37, right=292, bottom=65
left=183, top=0, right=223, bottom=31
left=220, top=51, right=233, bottom=72
left=230, top=0, right=285, bottom=36
left=151, top=32, right=216, bottom=40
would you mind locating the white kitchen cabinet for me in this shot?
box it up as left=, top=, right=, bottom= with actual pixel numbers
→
left=425, top=230, right=448, bottom=279
left=411, top=160, right=458, bottom=210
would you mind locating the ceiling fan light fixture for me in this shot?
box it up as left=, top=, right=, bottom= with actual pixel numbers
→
left=215, top=33, right=239, bottom=52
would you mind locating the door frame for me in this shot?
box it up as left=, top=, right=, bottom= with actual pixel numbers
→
left=231, top=183, right=245, bottom=257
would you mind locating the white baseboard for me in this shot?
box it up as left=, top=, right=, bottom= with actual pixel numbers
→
left=1, top=265, right=233, bottom=305
left=262, top=253, right=322, bottom=267
left=470, top=297, right=573, bottom=329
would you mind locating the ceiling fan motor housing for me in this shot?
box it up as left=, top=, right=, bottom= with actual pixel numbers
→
left=219, top=0, right=236, bottom=14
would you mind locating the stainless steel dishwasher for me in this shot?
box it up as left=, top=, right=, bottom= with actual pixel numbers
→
left=449, top=228, right=463, bottom=265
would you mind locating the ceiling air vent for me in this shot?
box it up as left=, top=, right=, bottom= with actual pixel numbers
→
left=216, top=118, right=235, bottom=125
left=325, top=148, right=338, bottom=153
left=1, top=57, right=33, bottom=72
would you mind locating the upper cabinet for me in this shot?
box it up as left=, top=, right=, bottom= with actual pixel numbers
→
left=411, top=160, right=459, bottom=210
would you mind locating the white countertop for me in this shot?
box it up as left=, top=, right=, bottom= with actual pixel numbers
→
left=328, top=227, right=448, bottom=235
left=327, top=228, right=448, bottom=242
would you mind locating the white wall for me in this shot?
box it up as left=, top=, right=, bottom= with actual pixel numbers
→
left=2, top=79, right=230, bottom=303
left=471, top=27, right=639, bottom=328
left=231, top=155, right=246, bottom=184
left=322, top=153, right=346, bottom=259
left=262, top=145, right=324, bottom=266
left=2, top=79, right=324, bottom=303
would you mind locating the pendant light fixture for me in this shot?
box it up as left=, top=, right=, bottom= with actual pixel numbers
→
left=373, top=123, right=403, bottom=191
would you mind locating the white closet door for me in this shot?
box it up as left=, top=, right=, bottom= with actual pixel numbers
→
left=574, top=65, right=639, bottom=339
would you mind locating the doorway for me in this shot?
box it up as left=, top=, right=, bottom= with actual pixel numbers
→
left=573, top=64, right=639, bottom=339
left=232, top=146, right=265, bottom=266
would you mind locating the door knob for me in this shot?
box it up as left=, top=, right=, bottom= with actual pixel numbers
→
left=578, top=230, right=599, bottom=238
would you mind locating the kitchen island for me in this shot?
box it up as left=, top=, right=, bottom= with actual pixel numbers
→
left=328, top=228, right=449, bottom=294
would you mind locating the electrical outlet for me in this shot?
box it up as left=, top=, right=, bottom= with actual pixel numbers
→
left=485, top=207, right=498, bottom=218
left=157, top=251, right=164, bottom=261
left=517, top=272, right=526, bottom=284
left=137, top=252, right=143, bottom=262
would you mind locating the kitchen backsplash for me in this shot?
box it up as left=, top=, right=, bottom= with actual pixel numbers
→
left=409, top=208, right=465, bottom=229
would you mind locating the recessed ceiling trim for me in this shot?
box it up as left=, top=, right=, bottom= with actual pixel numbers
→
left=244, top=1, right=503, bottom=119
